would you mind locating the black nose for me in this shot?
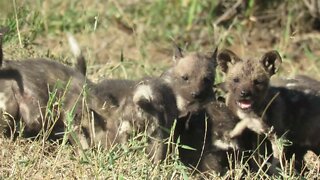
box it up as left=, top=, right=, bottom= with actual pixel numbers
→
left=240, top=90, right=251, bottom=97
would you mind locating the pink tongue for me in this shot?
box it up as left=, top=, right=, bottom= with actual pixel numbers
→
left=238, top=101, right=252, bottom=109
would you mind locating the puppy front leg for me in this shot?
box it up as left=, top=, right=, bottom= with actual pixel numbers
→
left=229, top=118, right=250, bottom=138
left=246, top=116, right=268, bottom=135
left=230, top=110, right=265, bottom=138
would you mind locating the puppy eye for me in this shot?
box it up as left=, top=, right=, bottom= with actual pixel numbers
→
left=181, top=75, right=189, bottom=81
left=233, top=78, right=240, bottom=83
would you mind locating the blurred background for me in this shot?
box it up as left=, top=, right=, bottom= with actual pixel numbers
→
left=1, top=0, right=320, bottom=81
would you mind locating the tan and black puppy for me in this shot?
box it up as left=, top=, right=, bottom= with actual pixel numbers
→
left=217, top=49, right=284, bottom=166
left=270, top=75, right=320, bottom=170
left=161, top=46, right=217, bottom=117
left=0, top=59, right=101, bottom=142
left=217, top=49, right=320, bottom=173
left=0, top=34, right=108, bottom=151
left=92, top=78, right=179, bottom=162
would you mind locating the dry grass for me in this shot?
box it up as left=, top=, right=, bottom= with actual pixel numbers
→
left=0, top=0, right=320, bottom=179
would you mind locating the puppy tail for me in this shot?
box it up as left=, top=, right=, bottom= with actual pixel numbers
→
left=67, top=33, right=87, bottom=75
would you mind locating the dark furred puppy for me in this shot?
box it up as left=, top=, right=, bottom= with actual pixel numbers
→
left=70, top=39, right=218, bottom=118
left=161, top=47, right=217, bottom=117
left=0, top=58, right=107, bottom=146
left=217, top=50, right=320, bottom=173
left=270, top=75, right=320, bottom=168
left=176, top=100, right=241, bottom=174
left=0, top=36, right=109, bottom=150
left=217, top=49, right=283, bottom=163
left=89, top=78, right=178, bottom=162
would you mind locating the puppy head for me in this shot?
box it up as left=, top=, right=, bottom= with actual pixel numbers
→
left=163, top=46, right=217, bottom=115
left=217, top=49, right=282, bottom=113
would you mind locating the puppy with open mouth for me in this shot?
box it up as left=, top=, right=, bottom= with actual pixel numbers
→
left=217, top=49, right=283, bottom=170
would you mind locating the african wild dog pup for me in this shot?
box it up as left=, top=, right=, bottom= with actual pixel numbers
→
left=161, top=46, right=217, bottom=117
left=269, top=75, right=320, bottom=169
left=0, top=59, right=90, bottom=138
left=217, top=50, right=320, bottom=172
left=217, top=49, right=284, bottom=162
left=0, top=34, right=109, bottom=151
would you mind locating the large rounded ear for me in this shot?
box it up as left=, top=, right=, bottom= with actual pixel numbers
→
left=217, top=49, right=241, bottom=73
left=260, top=50, right=282, bottom=76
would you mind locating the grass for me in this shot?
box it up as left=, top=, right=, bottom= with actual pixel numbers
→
left=1, top=0, right=320, bottom=179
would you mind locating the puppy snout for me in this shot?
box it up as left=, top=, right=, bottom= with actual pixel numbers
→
left=240, top=90, right=251, bottom=98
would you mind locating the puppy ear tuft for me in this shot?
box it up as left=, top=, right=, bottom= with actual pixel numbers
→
left=260, top=50, right=282, bottom=76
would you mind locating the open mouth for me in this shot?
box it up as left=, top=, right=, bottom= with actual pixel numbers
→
left=236, top=100, right=253, bottom=110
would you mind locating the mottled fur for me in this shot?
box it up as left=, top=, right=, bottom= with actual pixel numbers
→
left=271, top=75, right=320, bottom=95
left=90, top=78, right=178, bottom=162
left=176, top=101, right=241, bottom=174
left=161, top=47, right=217, bottom=116
left=270, top=75, right=320, bottom=169
left=218, top=49, right=320, bottom=173
left=0, top=58, right=110, bottom=150
left=217, top=49, right=283, bottom=166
